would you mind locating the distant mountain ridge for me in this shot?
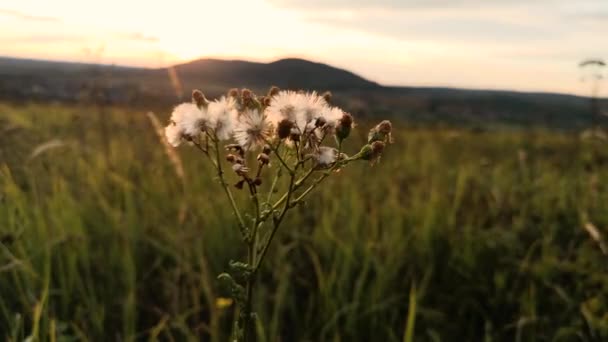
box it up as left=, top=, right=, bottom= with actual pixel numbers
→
left=171, top=58, right=379, bottom=90
left=0, top=56, right=605, bottom=129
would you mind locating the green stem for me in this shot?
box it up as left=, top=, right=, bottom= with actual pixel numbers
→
left=291, top=172, right=330, bottom=205
left=210, top=137, right=247, bottom=237
left=258, top=168, right=315, bottom=223
left=265, top=139, right=293, bottom=174
left=242, top=242, right=256, bottom=342
left=254, top=172, right=295, bottom=272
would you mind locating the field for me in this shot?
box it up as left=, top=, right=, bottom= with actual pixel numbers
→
left=1, top=101, right=608, bottom=341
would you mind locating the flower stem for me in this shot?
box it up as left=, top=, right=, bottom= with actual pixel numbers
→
left=242, top=242, right=256, bottom=342
left=253, top=171, right=295, bottom=273
left=210, top=137, right=247, bottom=237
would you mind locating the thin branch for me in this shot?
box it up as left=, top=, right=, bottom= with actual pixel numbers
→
left=254, top=172, right=295, bottom=273
left=264, top=138, right=293, bottom=174
left=208, top=134, right=247, bottom=236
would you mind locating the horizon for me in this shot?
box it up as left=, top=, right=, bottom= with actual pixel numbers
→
left=1, top=0, right=606, bottom=97
left=4, top=54, right=607, bottom=99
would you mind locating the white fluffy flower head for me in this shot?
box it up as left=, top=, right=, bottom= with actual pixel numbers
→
left=316, top=146, right=338, bottom=167
left=164, top=102, right=205, bottom=146
left=295, top=91, right=328, bottom=132
left=208, top=96, right=238, bottom=141
left=234, top=108, right=274, bottom=150
left=266, top=91, right=299, bottom=126
left=164, top=123, right=183, bottom=147
left=266, top=91, right=329, bottom=133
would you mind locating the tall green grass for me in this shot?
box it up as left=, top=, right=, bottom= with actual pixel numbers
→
left=1, top=102, right=607, bottom=341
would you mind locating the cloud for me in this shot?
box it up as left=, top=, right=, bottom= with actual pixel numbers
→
left=304, top=11, right=557, bottom=43
left=0, top=9, right=60, bottom=22
left=115, top=32, right=159, bottom=43
left=269, top=0, right=550, bottom=10
left=0, top=34, right=85, bottom=44
left=570, top=11, right=608, bottom=23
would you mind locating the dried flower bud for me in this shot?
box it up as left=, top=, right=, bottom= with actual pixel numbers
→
left=226, top=154, right=237, bottom=163
left=242, top=88, right=253, bottom=101
left=192, top=89, right=209, bottom=108
left=378, top=120, right=392, bottom=134
left=232, top=163, right=249, bottom=177
left=277, top=119, right=294, bottom=139
left=257, top=153, right=270, bottom=165
left=322, top=91, right=332, bottom=103
left=228, top=88, right=239, bottom=98
left=241, top=88, right=262, bottom=110
left=253, top=178, right=263, bottom=186
left=336, top=113, right=353, bottom=142
left=268, top=86, right=280, bottom=97
left=368, top=120, right=394, bottom=144
left=289, top=127, right=301, bottom=142
left=371, top=140, right=385, bottom=155
left=357, top=144, right=373, bottom=159
left=260, top=96, right=271, bottom=107
left=235, top=179, right=245, bottom=190
left=262, top=145, right=272, bottom=155
left=355, top=140, right=385, bottom=164
left=225, top=144, right=245, bottom=157
left=367, top=141, right=386, bottom=165
left=340, top=112, right=353, bottom=127
left=315, top=116, right=327, bottom=128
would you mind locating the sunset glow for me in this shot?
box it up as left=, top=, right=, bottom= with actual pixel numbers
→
left=1, top=0, right=606, bottom=96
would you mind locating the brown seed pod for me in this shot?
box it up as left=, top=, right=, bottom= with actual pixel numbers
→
left=277, top=119, right=294, bottom=139
left=192, top=89, right=208, bottom=107
left=257, top=153, right=270, bottom=165
left=227, top=88, right=239, bottom=98
left=268, top=86, right=280, bottom=97
left=226, top=154, right=237, bottom=163
left=315, top=116, right=327, bottom=128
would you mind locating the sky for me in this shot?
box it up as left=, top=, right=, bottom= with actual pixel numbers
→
left=0, top=0, right=606, bottom=96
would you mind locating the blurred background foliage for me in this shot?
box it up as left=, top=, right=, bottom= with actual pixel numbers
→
left=1, top=101, right=608, bottom=341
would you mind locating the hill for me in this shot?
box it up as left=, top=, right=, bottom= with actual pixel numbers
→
left=172, top=58, right=379, bottom=90
left=0, top=56, right=605, bottom=129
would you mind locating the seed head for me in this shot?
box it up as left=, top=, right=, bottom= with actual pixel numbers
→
left=226, top=154, right=237, bottom=163
left=233, top=108, right=273, bottom=150
left=262, top=145, right=272, bottom=155
left=315, top=146, right=338, bottom=168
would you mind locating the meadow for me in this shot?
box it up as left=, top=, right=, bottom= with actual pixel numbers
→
left=1, top=101, right=607, bottom=341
